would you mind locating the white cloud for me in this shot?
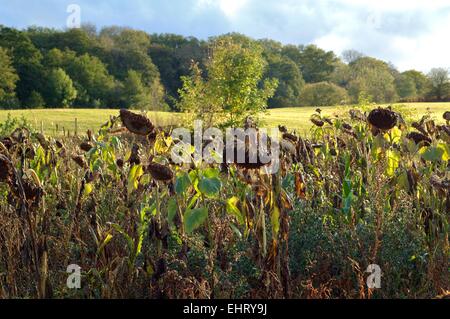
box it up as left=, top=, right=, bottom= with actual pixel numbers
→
left=308, top=0, right=450, bottom=72
left=332, top=0, right=450, bottom=11
left=393, top=14, right=450, bottom=71
left=219, top=0, right=249, bottom=17
left=196, top=0, right=249, bottom=18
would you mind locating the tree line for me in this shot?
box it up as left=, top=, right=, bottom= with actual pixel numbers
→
left=1, top=24, right=449, bottom=111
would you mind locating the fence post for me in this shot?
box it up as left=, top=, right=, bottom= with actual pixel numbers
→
left=75, top=118, right=78, bottom=136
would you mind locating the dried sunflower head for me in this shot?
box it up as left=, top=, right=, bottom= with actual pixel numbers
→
left=35, top=133, right=49, bottom=150
left=116, top=158, right=124, bottom=168
left=129, top=143, right=141, bottom=166
left=310, top=117, right=325, bottom=127
left=278, top=125, right=288, bottom=133
left=1, top=137, right=14, bottom=150
left=280, top=139, right=297, bottom=156
left=25, top=147, right=35, bottom=160
left=349, top=109, right=366, bottom=121
left=148, top=130, right=157, bottom=144
left=229, top=133, right=272, bottom=170
left=443, top=111, right=450, bottom=122
left=10, top=128, right=30, bottom=143
left=367, top=108, right=397, bottom=131
left=120, top=109, right=155, bottom=136
left=0, top=154, right=13, bottom=183
left=406, top=132, right=432, bottom=146
left=84, top=170, right=98, bottom=183
left=72, top=155, right=88, bottom=169
left=342, top=123, right=353, bottom=131
left=437, top=125, right=450, bottom=137
left=80, top=142, right=94, bottom=152
left=430, top=175, right=450, bottom=191
left=282, top=133, right=298, bottom=143
left=147, top=162, right=174, bottom=181
left=22, top=179, right=43, bottom=207
left=323, top=117, right=333, bottom=125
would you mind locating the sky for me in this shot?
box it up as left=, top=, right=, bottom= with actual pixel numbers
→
left=1, top=0, right=450, bottom=72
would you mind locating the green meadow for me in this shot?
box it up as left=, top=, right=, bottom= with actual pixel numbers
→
left=0, top=102, right=448, bottom=136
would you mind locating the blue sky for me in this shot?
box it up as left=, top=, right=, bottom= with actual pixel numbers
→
left=1, top=0, right=450, bottom=72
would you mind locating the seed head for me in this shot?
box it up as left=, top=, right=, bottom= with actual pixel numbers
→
left=72, top=155, right=88, bottom=169
left=0, top=154, right=13, bottom=183
left=443, top=111, right=450, bottom=122
left=310, top=118, right=325, bottom=127
left=80, top=142, right=94, bottom=152
left=406, top=132, right=432, bottom=146
left=120, top=109, right=155, bottom=136
left=147, top=162, right=174, bottom=181
left=367, top=108, right=397, bottom=131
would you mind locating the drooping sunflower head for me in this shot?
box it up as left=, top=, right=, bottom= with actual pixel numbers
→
left=367, top=108, right=397, bottom=131
left=147, top=162, right=174, bottom=182
left=120, top=109, right=155, bottom=136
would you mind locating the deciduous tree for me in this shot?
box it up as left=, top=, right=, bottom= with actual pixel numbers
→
left=46, top=68, right=77, bottom=108
left=0, top=47, right=19, bottom=107
left=179, top=36, right=277, bottom=127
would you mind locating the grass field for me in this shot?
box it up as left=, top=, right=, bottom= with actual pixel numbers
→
left=264, top=102, right=449, bottom=133
left=0, top=109, right=178, bottom=136
left=0, top=102, right=448, bottom=136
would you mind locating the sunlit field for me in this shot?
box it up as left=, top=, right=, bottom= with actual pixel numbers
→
left=0, top=109, right=180, bottom=136
left=0, top=102, right=448, bottom=136
left=264, top=102, right=449, bottom=133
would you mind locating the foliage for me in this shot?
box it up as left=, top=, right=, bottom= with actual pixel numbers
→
left=1, top=25, right=450, bottom=111
left=265, top=51, right=305, bottom=108
left=402, top=70, right=431, bottom=99
left=149, top=34, right=208, bottom=108
left=347, top=57, right=398, bottom=103
left=0, top=106, right=447, bottom=299
left=0, top=47, right=19, bottom=106
left=299, top=81, right=349, bottom=106
left=25, top=91, right=46, bottom=108
left=179, top=36, right=278, bottom=127
left=122, top=70, right=167, bottom=111
left=65, top=53, right=117, bottom=107
left=341, top=49, right=365, bottom=64
left=0, top=26, right=45, bottom=107
left=395, top=73, right=417, bottom=100
left=45, top=68, right=77, bottom=108
left=427, top=68, right=450, bottom=101
left=296, top=45, right=338, bottom=83
left=0, top=112, right=33, bottom=136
